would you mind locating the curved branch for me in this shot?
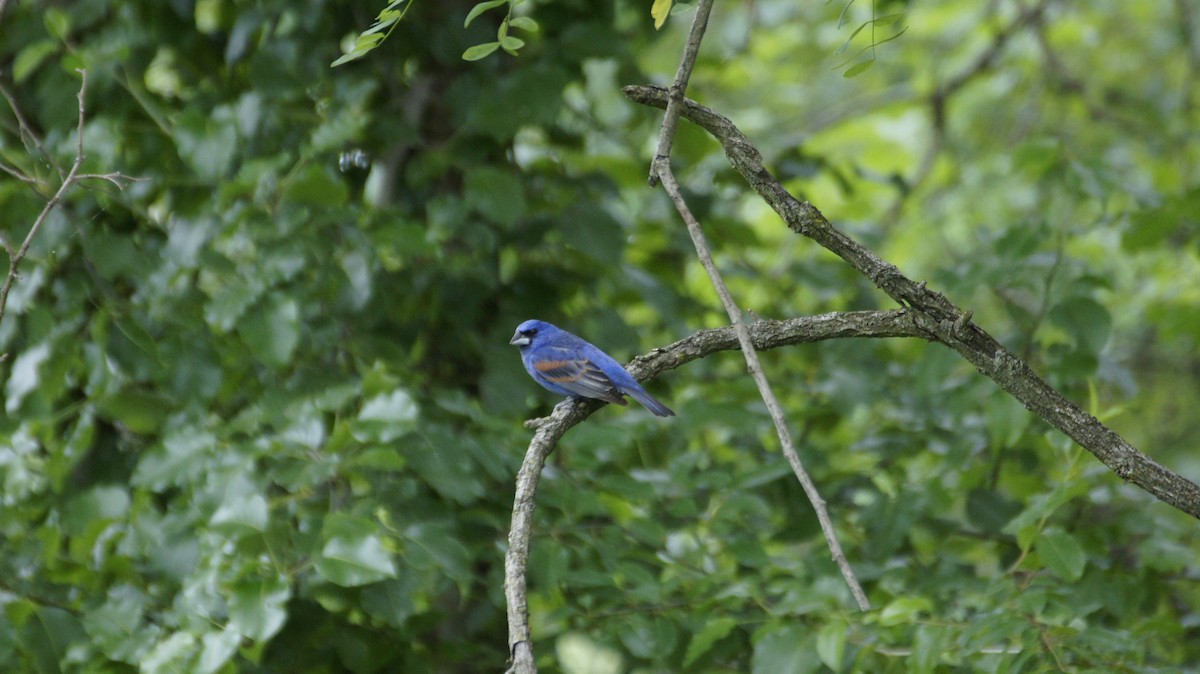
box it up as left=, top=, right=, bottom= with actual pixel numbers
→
left=503, top=309, right=922, bottom=673
left=622, top=84, right=1200, bottom=520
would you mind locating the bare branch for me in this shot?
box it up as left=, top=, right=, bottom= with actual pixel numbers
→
left=647, top=0, right=714, bottom=187
left=0, top=70, right=91, bottom=331
left=623, top=84, right=1200, bottom=520
left=0, top=70, right=143, bottom=344
left=654, top=163, right=871, bottom=611
left=646, top=0, right=869, bottom=613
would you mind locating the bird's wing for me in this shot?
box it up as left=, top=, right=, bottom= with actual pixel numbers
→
left=533, top=356, right=627, bottom=405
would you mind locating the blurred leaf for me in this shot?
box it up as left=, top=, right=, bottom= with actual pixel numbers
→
left=316, top=513, right=397, bottom=587
left=210, top=492, right=269, bottom=533
left=197, top=626, right=241, bottom=674
left=401, top=522, right=472, bottom=590
left=96, top=389, right=174, bottom=434
left=464, top=167, right=527, bottom=227
left=13, top=40, right=58, bottom=83
left=132, top=426, right=215, bottom=491
left=282, top=165, right=349, bottom=207
left=1037, top=527, right=1087, bottom=582
left=82, top=587, right=156, bottom=664
left=175, top=107, right=238, bottom=180
left=354, top=388, right=419, bottom=442
left=752, top=623, right=818, bottom=674
left=683, top=616, right=738, bottom=666
left=843, top=58, right=875, bottom=78
left=879, top=596, right=933, bottom=626
left=229, top=575, right=290, bottom=641
left=4, top=342, right=49, bottom=414
left=816, top=621, right=847, bottom=671
left=237, top=295, right=300, bottom=367
left=619, top=614, right=680, bottom=659
left=1048, top=297, right=1111, bottom=352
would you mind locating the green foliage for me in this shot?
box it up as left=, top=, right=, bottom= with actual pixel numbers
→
left=1, top=0, right=1199, bottom=672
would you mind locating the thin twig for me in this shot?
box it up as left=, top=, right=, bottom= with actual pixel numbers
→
left=502, top=310, right=921, bottom=672
left=654, top=164, right=872, bottom=611
left=0, top=70, right=89, bottom=332
left=647, top=0, right=869, bottom=610
left=0, top=70, right=142, bottom=344
left=623, top=84, right=1200, bottom=520
left=647, top=0, right=715, bottom=187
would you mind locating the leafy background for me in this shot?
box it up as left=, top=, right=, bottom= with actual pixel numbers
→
left=2, top=0, right=1199, bottom=672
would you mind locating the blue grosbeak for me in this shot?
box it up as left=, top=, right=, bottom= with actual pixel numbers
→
left=509, top=319, right=674, bottom=417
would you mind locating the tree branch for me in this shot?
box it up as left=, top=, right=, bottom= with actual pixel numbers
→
left=502, top=309, right=920, bottom=672
left=647, top=0, right=714, bottom=187
left=0, top=70, right=143, bottom=357
left=648, top=0, right=870, bottom=612
left=622, top=84, right=1200, bottom=520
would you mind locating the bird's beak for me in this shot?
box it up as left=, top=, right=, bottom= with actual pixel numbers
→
left=510, top=331, right=530, bottom=346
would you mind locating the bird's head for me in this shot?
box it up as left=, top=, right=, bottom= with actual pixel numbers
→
left=509, top=319, right=553, bottom=348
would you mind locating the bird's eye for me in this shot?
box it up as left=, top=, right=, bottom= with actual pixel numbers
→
left=524, top=329, right=537, bottom=337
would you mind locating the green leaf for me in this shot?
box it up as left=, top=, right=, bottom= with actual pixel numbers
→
left=508, top=16, right=538, bottom=32
left=619, top=614, right=679, bottom=659
left=1048, top=297, right=1111, bottom=353
left=22, top=608, right=86, bottom=674
left=82, top=587, right=157, bottom=663
left=879, top=596, right=933, bottom=626
left=175, top=107, right=238, bottom=180
left=464, top=167, right=527, bottom=227
left=651, top=0, right=673, bottom=29
left=816, top=621, right=846, bottom=672
left=141, top=632, right=198, bottom=673
left=197, top=626, right=241, bottom=674
left=237, top=296, right=300, bottom=367
left=316, top=513, right=397, bottom=587
left=281, top=165, right=350, bottom=207
left=132, top=426, right=215, bottom=490
left=683, top=617, right=738, bottom=666
left=96, top=389, right=174, bottom=435
left=354, top=388, right=419, bottom=442
left=5, top=341, right=50, bottom=414
left=752, top=623, right=818, bottom=674
left=13, top=40, right=58, bottom=83
left=402, top=522, right=473, bottom=590
left=210, top=492, right=269, bottom=533
left=228, top=576, right=291, bottom=641
left=1037, top=527, right=1087, bottom=581
left=500, top=35, right=525, bottom=54
left=843, top=59, right=875, bottom=78
left=44, top=8, right=71, bottom=39
left=908, top=624, right=947, bottom=674
left=464, top=0, right=508, bottom=27
left=462, top=41, right=501, bottom=61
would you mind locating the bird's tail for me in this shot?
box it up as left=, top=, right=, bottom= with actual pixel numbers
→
left=628, top=386, right=675, bottom=417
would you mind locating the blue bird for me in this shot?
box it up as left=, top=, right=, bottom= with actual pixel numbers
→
left=509, top=319, right=675, bottom=417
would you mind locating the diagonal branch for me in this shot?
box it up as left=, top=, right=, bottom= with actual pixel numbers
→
left=652, top=164, right=872, bottom=611
left=647, top=0, right=714, bottom=187
left=623, top=84, right=1200, bottom=520
left=502, top=309, right=921, bottom=673
left=646, top=0, right=870, bottom=611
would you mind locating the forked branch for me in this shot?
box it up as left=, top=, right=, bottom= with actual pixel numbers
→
left=623, top=84, right=1200, bottom=521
